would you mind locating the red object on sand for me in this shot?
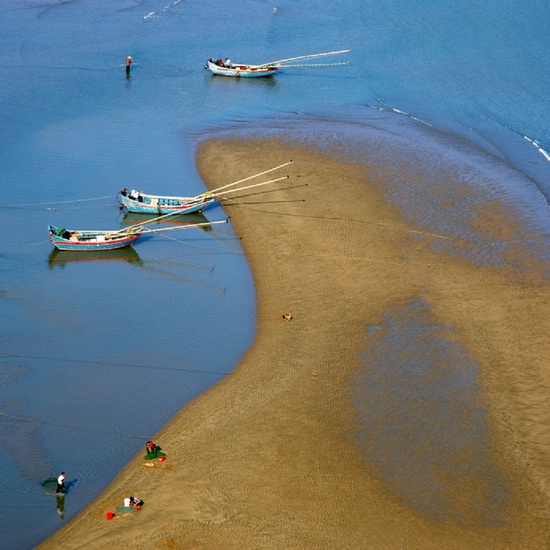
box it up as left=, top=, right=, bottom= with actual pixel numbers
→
left=106, top=511, right=114, bottom=520
left=158, top=455, right=165, bottom=462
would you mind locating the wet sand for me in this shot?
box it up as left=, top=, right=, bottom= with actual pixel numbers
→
left=40, top=137, right=550, bottom=549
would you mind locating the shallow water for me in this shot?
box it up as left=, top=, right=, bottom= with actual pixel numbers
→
left=355, top=300, right=508, bottom=526
left=0, top=0, right=549, bottom=547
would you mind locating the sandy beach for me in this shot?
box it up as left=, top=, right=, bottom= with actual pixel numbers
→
left=40, top=137, right=550, bottom=549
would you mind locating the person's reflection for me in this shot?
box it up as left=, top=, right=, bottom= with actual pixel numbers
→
left=56, top=494, right=65, bottom=519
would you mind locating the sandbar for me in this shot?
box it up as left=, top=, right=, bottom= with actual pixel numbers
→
left=40, top=135, right=550, bottom=549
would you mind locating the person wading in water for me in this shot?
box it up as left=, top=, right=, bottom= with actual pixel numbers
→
left=56, top=472, right=66, bottom=494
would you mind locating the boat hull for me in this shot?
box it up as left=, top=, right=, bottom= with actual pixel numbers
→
left=118, top=190, right=217, bottom=215
left=48, top=225, right=142, bottom=251
left=205, top=60, right=279, bottom=77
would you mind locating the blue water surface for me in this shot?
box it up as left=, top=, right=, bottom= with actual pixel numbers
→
left=0, top=0, right=549, bottom=547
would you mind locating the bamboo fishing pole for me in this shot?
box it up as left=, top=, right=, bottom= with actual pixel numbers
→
left=140, top=219, right=228, bottom=235
left=214, top=175, right=290, bottom=198
left=207, top=160, right=293, bottom=195
left=254, top=49, right=351, bottom=69
left=120, top=207, right=206, bottom=233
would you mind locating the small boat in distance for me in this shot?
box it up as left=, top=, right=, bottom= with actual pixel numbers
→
left=118, top=160, right=293, bottom=216
left=205, top=58, right=280, bottom=77
left=48, top=225, right=144, bottom=251
left=204, top=49, right=351, bottom=78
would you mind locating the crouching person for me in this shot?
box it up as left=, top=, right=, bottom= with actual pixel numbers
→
left=124, top=496, right=143, bottom=509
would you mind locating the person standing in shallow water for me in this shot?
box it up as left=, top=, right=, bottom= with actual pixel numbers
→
left=125, top=56, right=132, bottom=76
left=56, top=472, right=66, bottom=494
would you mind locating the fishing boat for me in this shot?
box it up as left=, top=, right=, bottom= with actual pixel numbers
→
left=204, top=58, right=280, bottom=77
left=117, top=160, right=293, bottom=216
left=48, top=225, right=144, bottom=251
left=49, top=218, right=229, bottom=253
left=117, top=188, right=216, bottom=215
left=204, top=49, right=351, bottom=78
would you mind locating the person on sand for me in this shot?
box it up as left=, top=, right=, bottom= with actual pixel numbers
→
left=124, top=496, right=142, bottom=508
left=56, top=472, right=66, bottom=494
left=144, top=439, right=165, bottom=461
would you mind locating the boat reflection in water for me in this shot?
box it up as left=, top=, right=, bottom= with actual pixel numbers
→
left=48, top=246, right=142, bottom=269
left=121, top=211, right=214, bottom=233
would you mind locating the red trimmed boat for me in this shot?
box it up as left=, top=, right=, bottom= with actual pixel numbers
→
left=49, top=225, right=143, bottom=251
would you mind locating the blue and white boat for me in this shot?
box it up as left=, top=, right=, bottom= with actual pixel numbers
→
left=118, top=160, right=294, bottom=216
left=118, top=188, right=216, bottom=215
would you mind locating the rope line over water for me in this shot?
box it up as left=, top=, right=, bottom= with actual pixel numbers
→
left=0, top=195, right=113, bottom=209
left=0, top=352, right=233, bottom=376
left=284, top=61, right=351, bottom=68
